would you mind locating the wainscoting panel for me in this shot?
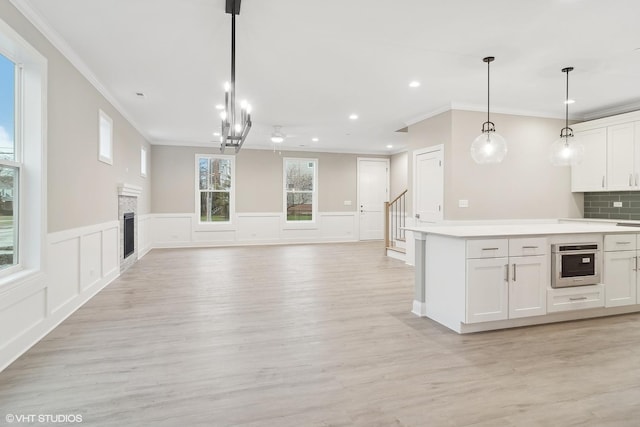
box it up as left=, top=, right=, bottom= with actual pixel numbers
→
left=236, top=213, right=281, bottom=242
left=137, top=214, right=152, bottom=257
left=147, top=212, right=358, bottom=248
left=0, top=221, right=121, bottom=372
left=47, top=237, right=80, bottom=314
left=320, top=212, right=356, bottom=241
left=152, top=215, right=193, bottom=246
left=80, top=231, right=102, bottom=291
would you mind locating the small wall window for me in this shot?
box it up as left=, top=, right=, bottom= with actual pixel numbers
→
left=196, top=154, right=234, bottom=224
left=98, top=109, right=113, bottom=165
left=140, top=146, right=147, bottom=177
left=284, top=158, right=317, bottom=222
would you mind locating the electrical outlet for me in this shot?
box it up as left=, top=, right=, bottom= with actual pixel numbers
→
left=613, top=201, right=623, bottom=207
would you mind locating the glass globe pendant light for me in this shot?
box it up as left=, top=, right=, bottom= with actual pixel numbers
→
left=470, top=56, right=508, bottom=164
left=549, top=67, right=584, bottom=166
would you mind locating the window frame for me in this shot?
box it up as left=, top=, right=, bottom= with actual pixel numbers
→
left=194, top=153, right=236, bottom=231
left=98, top=109, right=113, bottom=165
left=0, top=55, right=21, bottom=277
left=140, top=146, right=147, bottom=177
left=283, top=157, right=318, bottom=229
left=0, top=16, right=47, bottom=288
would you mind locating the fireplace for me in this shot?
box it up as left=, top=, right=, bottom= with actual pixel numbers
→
left=123, top=212, right=135, bottom=259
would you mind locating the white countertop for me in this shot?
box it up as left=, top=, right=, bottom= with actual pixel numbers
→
left=405, top=222, right=640, bottom=238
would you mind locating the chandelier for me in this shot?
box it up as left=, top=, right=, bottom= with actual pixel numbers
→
left=220, top=0, right=252, bottom=153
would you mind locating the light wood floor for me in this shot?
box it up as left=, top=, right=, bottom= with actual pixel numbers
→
left=1, top=242, right=640, bottom=426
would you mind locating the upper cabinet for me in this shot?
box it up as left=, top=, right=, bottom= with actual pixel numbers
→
left=571, top=110, right=640, bottom=192
left=607, top=123, right=636, bottom=190
left=572, top=128, right=607, bottom=192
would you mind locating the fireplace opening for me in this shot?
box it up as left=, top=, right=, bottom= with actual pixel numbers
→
left=124, top=212, right=135, bottom=259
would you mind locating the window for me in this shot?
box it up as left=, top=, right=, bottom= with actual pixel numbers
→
left=197, top=154, right=234, bottom=223
left=0, top=16, right=46, bottom=283
left=0, top=53, right=18, bottom=271
left=284, top=158, right=317, bottom=222
left=98, top=109, right=113, bottom=165
left=140, top=146, right=147, bottom=177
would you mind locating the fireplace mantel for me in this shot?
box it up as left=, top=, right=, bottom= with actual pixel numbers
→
left=118, top=183, right=142, bottom=198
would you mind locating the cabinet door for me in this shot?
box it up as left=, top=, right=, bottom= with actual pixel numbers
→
left=607, top=123, right=635, bottom=191
left=571, top=128, right=607, bottom=192
left=604, top=251, right=637, bottom=307
left=509, top=255, right=547, bottom=319
left=466, top=258, right=508, bottom=323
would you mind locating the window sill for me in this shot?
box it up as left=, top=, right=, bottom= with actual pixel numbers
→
left=0, top=268, right=45, bottom=295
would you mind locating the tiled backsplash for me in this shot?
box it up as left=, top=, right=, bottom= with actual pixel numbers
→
left=584, top=191, right=640, bottom=220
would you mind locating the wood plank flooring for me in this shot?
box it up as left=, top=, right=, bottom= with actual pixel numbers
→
left=1, top=241, right=640, bottom=426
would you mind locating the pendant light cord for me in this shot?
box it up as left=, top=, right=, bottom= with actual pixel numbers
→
left=565, top=68, right=569, bottom=130
left=487, top=58, right=490, bottom=125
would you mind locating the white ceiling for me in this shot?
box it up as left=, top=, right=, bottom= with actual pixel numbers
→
left=14, top=0, right=640, bottom=154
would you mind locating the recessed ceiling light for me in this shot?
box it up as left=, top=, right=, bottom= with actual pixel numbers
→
left=215, top=104, right=225, bottom=110
left=349, top=114, right=358, bottom=120
left=311, top=137, right=319, bottom=142
left=409, top=81, right=421, bottom=88
left=386, top=144, right=393, bottom=149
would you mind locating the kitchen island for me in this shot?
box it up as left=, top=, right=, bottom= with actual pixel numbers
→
left=407, top=221, right=640, bottom=333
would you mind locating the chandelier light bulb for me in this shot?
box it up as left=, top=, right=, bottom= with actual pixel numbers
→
left=234, top=123, right=242, bottom=133
left=220, top=111, right=227, bottom=121
left=224, top=82, right=231, bottom=92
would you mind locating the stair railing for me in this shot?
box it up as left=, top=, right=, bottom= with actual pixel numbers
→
left=384, top=189, right=407, bottom=249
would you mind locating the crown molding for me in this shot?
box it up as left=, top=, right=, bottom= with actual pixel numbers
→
left=10, top=0, right=152, bottom=143
left=581, top=101, right=640, bottom=122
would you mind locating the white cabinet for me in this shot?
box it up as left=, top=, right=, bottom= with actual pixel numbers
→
left=466, top=257, right=508, bottom=323
left=570, top=111, right=640, bottom=192
left=465, top=238, right=547, bottom=324
left=571, top=128, right=607, bottom=192
left=603, top=234, right=638, bottom=307
left=509, top=255, right=547, bottom=318
left=606, top=123, right=636, bottom=190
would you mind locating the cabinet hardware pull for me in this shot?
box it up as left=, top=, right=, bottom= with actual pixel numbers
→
left=635, top=256, right=638, bottom=272
left=569, top=296, right=588, bottom=301
left=504, top=264, right=509, bottom=282
left=482, top=247, right=499, bottom=251
left=522, top=246, right=538, bottom=249
left=630, top=174, right=634, bottom=186
left=636, top=173, right=639, bottom=187
left=617, top=241, right=631, bottom=244
left=602, top=176, right=605, bottom=188
left=512, top=264, right=516, bottom=282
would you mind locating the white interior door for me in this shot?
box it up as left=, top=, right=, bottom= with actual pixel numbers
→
left=358, top=158, right=389, bottom=240
left=414, top=146, right=443, bottom=224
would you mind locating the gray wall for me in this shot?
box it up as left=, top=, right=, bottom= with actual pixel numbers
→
left=1, top=2, right=152, bottom=233
left=151, top=146, right=387, bottom=214
left=390, top=151, right=408, bottom=199
left=406, top=109, right=583, bottom=220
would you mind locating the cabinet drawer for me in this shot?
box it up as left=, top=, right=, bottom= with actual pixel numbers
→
left=604, top=234, right=637, bottom=252
left=509, top=237, right=548, bottom=257
left=547, top=284, right=605, bottom=313
left=466, top=239, right=508, bottom=259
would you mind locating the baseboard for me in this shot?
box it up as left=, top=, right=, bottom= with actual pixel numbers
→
left=412, top=300, right=427, bottom=317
